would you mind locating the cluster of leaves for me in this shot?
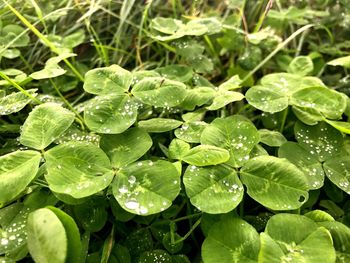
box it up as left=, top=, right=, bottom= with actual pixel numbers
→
left=1, top=0, right=350, bottom=262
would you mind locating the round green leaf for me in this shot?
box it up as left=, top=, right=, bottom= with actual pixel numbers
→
left=323, top=156, right=350, bottom=194
left=295, top=121, right=343, bottom=162
left=168, top=139, right=190, bottom=160
left=260, top=214, right=336, bottom=263
left=138, top=118, right=183, bottom=133
left=278, top=142, right=325, bottom=189
left=151, top=17, right=183, bottom=34
left=27, top=208, right=67, bottom=263
left=113, top=160, right=180, bottom=215
left=183, top=165, right=243, bottom=213
left=304, top=210, right=335, bottom=222
left=47, top=207, right=82, bottom=263
left=240, top=156, right=309, bottom=210
left=0, top=150, right=41, bottom=206
left=328, top=55, right=350, bottom=68
left=325, top=119, right=350, bottom=135
left=206, top=90, right=244, bottom=111
left=202, top=216, right=260, bottom=263
left=182, top=145, right=229, bottom=166
left=73, top=199, right=107, bottom=232
left=179, top=87, right=215, bottom=110
left=175, top=121, right=208, bottom=143
left=0, top=89, right=37, bottom=115
left=20, top=103, right=75, bottom=150
left=291, top=86, right=346, bottom=119
left=44, top=142, right=114, bottom=198
left=288, top=56, right=314, bottom=76
left=292, top=105, right=324, bottom=125
left=83, top=64, right=132, bottom=95
left=132, top=77, right=187, bottom=107
left=201, top=115, right=259, bottom=167
left=100, top=127, right=152, bottom=168
left=84, top=94, right=137, bottom=134
left=155, top=65, right=193, bottom=82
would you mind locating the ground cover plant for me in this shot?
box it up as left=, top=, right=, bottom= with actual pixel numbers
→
left=1, top=0, right=350, bottom=262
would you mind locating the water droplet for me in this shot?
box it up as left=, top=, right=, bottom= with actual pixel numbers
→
left=125, top=199, right=139, bottom=210
left=128, top=176, right=136, bottom=184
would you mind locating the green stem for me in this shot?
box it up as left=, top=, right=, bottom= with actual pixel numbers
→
left=173, top=217, right=201, bottom=244
left=241, top=24, right=314, bottom=84
left=0, top=72, right=42, bottom=104
left=279, top=107, right=289, bottom=133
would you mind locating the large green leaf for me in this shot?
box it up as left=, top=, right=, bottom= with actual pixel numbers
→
left=325, top=119, right=350, bottom=135
left=138, top=118, right=183, bottom=133
left=258, top=129, right=287, bottom=147
left=0, top=150, right=41, bottom=206
left=20, top=103, right=75, bottom=150
left=83, top=65, right=132, bottom=95
left=0, top=89, right=37, bottom=115
left=183, top=165, right=243, bottom=213
left=240, top=156, right=309, bottom=210
left=100, top=127, right=152, bottom=168
left=291, top=86, right=346, bottom=119
left=132, top=77, right=187, bottom=107
left=175, top=121, right=208, bottom=143
left=202, top=216, right=260, bottom=263
left=179, top=87, right=215, bottom=110
left=44, top=142, right=114, bottom=198
left=84, top=94, right=137, bottom=134
left=328, top=55, right=350, bottom=68
left=259, top=214, right=336, bottom=263
left=278, top=142, right=325, bottom=189
left=113, top=160, right=180, bottom=215
left=323, top=156, right=350, bottom=194
left=27, top=208, right=67, bottom=263
left=182, top=145, right=230, bottom=166
left=294, top=121, right=343, bottom=162
left=201, top=115, right=259, bottom=167
left=47, top=207, right=82, bottom=263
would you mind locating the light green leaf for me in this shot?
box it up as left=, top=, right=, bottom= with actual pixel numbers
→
left=27, top=208, right=67, bottom=263
left=44, top=142, right=114, bottom=198
left=20, top=103, right=75, bottom=150
left=325, top=119, right=350, bottom=135
left=288, top=56, right=314, bottom=76
left=155, top=65, right=193, bottom=82
left=0, top=150, right=41, bottom=207
left=0, top=89, right=37, bottom=115
left=182, top=145, right=230, bottom=166
left=2, top=48, right=20, bottom=59
left=202, top=216, right=260, bottom=263
left=168, top=139, right=190, bottom=160
left=132, top=77, right=187, bottom=107
left=260, top=214, right=336, bottom=263
left=151, top=17, right=183, bottom=34
left=278, top=142, right=324, bottom=189
left=100, top=127, right=152, bottom=168
left=179, top=87, right=215, bottom=110
left=183, top=165, right=243, bottom=213
left=206, top=90, right=244, bottom=110
left=323, top=156, right=350, bottom=194
left=304, top=210, right=335, bottom=222
left=246, top=85, right=288, bottom=113
left=240, top=156, right=309, bottom=210
left=328, top=55, right=350, bottom=68
left=201, top=115, right=259, bottom=167
left=291, top=86, right=346, bottom=119
left=138, top=118, right=183, bottom=133
left=186, top=17, right=222, bottom=35
left=30, top=53, right=76, bottom=80
left=218, top=75, right=242, bottom=90
left=113, top=160, right=180, bottom=215
left=295, top=121, right=343, bottom=162
left=83, top=65, right=132, bottom=95
left=258, top=129, right=287, bottom=147
left=292, top=106, right=324, bottom=125
left=175, top=121, right=208, bottom=143
left=84, top=94, right=137, bottom=134
left=47, top=207, right=81, bottom=263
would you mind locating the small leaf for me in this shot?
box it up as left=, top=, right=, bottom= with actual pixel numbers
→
left=183, top=165, right=243, bottom=213
left=20, top=103, right=75, bottom=150
left=27, top=208, right=67, bottom=263
left=288, top=56, right=314, bottom=76
left=132, top=77, right=187, bottom=107
left=45, top=142, right=114, bottom=198
left=206, top=90, right=244, bottom=110
left=100, top=127, right=152, bottom=168
left=258, top=129, right=287, bottom=147
left=113, top=160, right=180, bottom=215
left=138, top=118, right=183, bottom=133
left=202, top=216, right=260, bottom=263
left=175, top=121, right=208, bottom=143
left=182, top=145, right=230, bottom=166
left=155, top=65, right=193, bottom=82
left=292, top=106, right=323, bottom=125
left=201, top=115, right=259, bottom=167
left=328, top=55, right=350, bottom=68
left=83, top=65, right=132, bottom=95
left=168, top=139, right=190, bottom=160
left=0, top=89, right=37, bottom=115
left=240, top=156, right=309, bottom=210
left=323, top=156, right=350, bottom=194
left=325, top=119, right=350, bottom=135
left=84, top=94, right=137, bottom=134
left=0, top=150, right=41, bottom=206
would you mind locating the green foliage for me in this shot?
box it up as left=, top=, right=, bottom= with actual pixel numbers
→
left=1, top=1, right=350, bottom=262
